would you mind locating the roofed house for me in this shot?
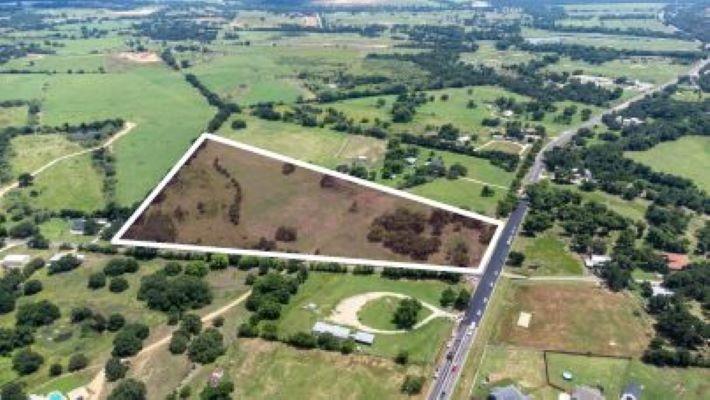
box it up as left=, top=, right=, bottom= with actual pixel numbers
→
left=571, top=386, right=604, bottom=400
left=662, top=252, right=688, bottom=271
left=2, top=254, right=30, bottom=270
left=351, top=331, right=375, bottom=345
left=489, top=385, right=529, bottom=400
left=620, top=382, right=642, bottom=400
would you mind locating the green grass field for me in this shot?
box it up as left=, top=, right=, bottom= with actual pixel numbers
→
left=0, top=105, right=27, bottom=127
left=275, top=272, right=457, bottom=365
left=357, top=295, right=432, bottom=331
left=626, top=136, right=710, bottom=192
left=9, top=134, right=84, bottom=176
left=510, top=231, right=584, bottom=276
left=545, top=56, right=690, bottom=84
left=523, top=28, right=700, bottom=52
left=409, top=178, right=505, bottom=217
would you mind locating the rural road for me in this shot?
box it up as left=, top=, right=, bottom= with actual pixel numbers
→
left=86, top=289, right=252, bottom=400
left=0, top=122, right=136, bottom=199
left=428, top=56, right=709, bottom=400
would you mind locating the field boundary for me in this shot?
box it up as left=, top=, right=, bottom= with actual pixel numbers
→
left=112, top=133, right=505, bottom=275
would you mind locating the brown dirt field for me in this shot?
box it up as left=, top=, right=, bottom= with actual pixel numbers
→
left=492, top=282, right=654, bottom=357
left=115, top=52, right=161, bottom=63
left=124, top=139, right=494, bottom=268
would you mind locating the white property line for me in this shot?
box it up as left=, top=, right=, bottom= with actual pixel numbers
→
left=112, top=133, right=505, bottom=275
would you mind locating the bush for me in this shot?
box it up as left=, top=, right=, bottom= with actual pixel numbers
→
left=340, top=339, right=355, bottom=354
left=184, top=261, right=209, bottom=277
left=180, top=314, right=202, bottom=336
left=200, top=378, right=234, bottom=400
left=109, top=277, right=129, bottom=293
left=208, top=254, right=229, bottom=270
left=212, top=316, right=224, bottom=327
left=401, top=375, right=424, bottom=395
left=112, top=324, right=149, bottom=357
left=169, top=332, right=190, bottom=355
left=22, top=280, right=42, bottom=296
left=104, top=258, right=139, bottom=276
left=107, top=313, right=126, bottom=331
left=68, top=353, right=88, bottom=371
left=8, top=221, right=37, bottom=238
left=188, top=328, right=225, bottom=364
left=105, top=357, right=128, bottom=382
left=48, top=254, right=82, bottom=274
left=1, top=383, right=27, bottom=400
left=88, top=272, right=107, bottom=289
left=12, top=349, right=44, bottom=375
left=163, top=262, right=183, bottom=276
left=439, top=287, right=456, bottom=307
left=231, top=119, right=246, bottom=130
left=288, top=332, right=317, bottom=349
left=49, top=363, right=63, bottom=376
left=395, top=350, right=409, bottom=365
left=107, top=378, right=146, bottom=400
left=237, top=322, right=258, bottom=338
left=454, top=288, right=470, bottom=311
left=70, top=306, right=93, bottom=323
left=16, top=300, right=60, bottom=327
left=507, top=251, right=525, bottom=267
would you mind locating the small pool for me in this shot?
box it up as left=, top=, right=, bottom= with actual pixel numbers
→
left=48, top=391, right=66, bottom=400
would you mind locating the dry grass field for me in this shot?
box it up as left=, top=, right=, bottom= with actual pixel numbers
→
left=124, top=139, right=496, bottom=268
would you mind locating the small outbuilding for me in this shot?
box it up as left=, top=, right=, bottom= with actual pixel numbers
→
left=571, top=386, right=604, bottom=400
left=69, top=218, right=86, bottom=235
left=583, top=255, right=611, bottom=268
left=662, top=252, right=688, bottom=271
left=489, top=385, right=529, bottom=400
left=312, top=321, right=351, bottom=340
left=351, top=331, right=375, bottom=345
left=2, top=254, right=31, bottom=270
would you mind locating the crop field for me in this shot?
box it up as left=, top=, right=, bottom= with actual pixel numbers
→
left=510, top=231, right=584, bottom=276
left=273, top=272, right=458, bottom=364
left=8, top=134, right=84, bottom=176
left=626, top=136, right=710, bottom=192
left=490, top=281, right=653, bottom=357
left=122, top=138, right=497, bottom=269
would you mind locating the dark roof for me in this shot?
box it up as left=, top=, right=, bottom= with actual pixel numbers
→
left=490, top=385, right=528, bottom=400
left=622, top=382, right=642, bottom=398
left=70, top=218, right=86, bottom=232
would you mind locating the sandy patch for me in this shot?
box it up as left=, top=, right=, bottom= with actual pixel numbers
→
left=517, top=311, right=531, bottom=328
left=116, top=52, right=161, bottom=64
left=328, top=291, right=456, bottom=334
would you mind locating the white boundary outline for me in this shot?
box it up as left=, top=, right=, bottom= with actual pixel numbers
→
left=112, top=133, right=505, bottom=275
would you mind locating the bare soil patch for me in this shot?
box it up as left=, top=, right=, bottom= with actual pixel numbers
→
left=115, top=52, right=161, bottom=64
left=123, top=139, right=495, bottom=268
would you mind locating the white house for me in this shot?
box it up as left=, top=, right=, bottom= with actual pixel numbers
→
left=2, top=254, right=31, bottom=270
left=583, top=255, right=611, bottom=268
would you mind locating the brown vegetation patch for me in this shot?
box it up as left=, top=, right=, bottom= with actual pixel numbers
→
left=115, top=51, right=161, bottom=63
left=123, top=139, right=494, bottom=268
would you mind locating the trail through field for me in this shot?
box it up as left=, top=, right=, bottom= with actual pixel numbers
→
left=329, top=291, right=456, bottom=335
left=460, top=177, right=508, bottom=190
left=0, top=122, right=137, bottom=200
left=86, top=289, right=252, bottom=399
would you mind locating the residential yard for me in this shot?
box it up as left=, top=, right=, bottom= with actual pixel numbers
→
left=546, top=352, right=629, bottom=396
left=625, top=135, right=710, bottom=192
left=510, top=231, right=584, bottom=276
left=490, top=281, right=653, bottom=357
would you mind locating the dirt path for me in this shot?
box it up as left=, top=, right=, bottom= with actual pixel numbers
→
left=328, top=291, right=456, bottom=335
left=460, top=177, right=509, bottom=190
left=0, top=122, right=137, bottom=199
left=86, top=290, right=252, bottom=399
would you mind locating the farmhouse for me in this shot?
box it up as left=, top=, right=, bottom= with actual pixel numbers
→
left=1, top=254, right=30, bottom=270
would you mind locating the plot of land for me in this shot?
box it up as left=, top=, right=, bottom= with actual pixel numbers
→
left=491, top=281, right=653, bottom=357
left=626, top=136, right=710, bottom=192
left=510, top=231, right=584, bottom=276
left=120, top=135, right=499, bottom=270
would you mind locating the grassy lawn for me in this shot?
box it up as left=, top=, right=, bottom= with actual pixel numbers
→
left=625, top=359, right=710, bottom=399
left=275, top=272, right=457, bottom=365
left=409, top=178, right=505, bottom=217
left=0, top=105, right=27, bottom=127
left=510, top=231, right=584, bottom=276
left=491, top=281, right=653, bottom=357
left=625, top=136, right=710, bottom=192
left=546, top=352, right=629, bottom=396
left=9, top=134, right=84, bottom=176
left=357, top=295, right=432, bottom=331
left=471, top=345, right=556, bottom=399
left=38, top=218, right=98, bottom=245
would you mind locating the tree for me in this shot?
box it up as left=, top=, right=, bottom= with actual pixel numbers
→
left=439, top=287, right=456, bottom=307
left=231, top=119, right=246, bottom=130
left=109, top=277, right=129, bottom=293
left=49, top=363, right=63, bottom=377
left=12, top=349, right=44, bottom=375
left=200, top=379, right=234, bottom=400
left=16, top=300, right=60, bottom=327
left=112, top=324, right=149, bottom=357
left=507, top=251, right=525, bottom=267
left=480, top=185, right=495, bottom=197
left=184, top=261, right=209, bottom=277
left=107, top=313, right=126, bottom=331
left=0, top=289, right=15, bottom=314
left=1, top=382, right=27, bottom=400
left=88, top=272, right=107, bottom=289
left=22, top=280, right=42, bottom=296
left=107, top=378, right=146, bottom=400
left=208, top=254, right=229, bottom=270
left=454, top=288, right=471, bottom=311
left=188, top=328, right=225, bottom=364
left=105, top=357, right=128, bottom=382
left=163, top=262, right=183, bottom=276
left=395, top=350, right=409, bottom=365
left=393, top=298, right=422, bottom=329
left=48, top=255, right=81, bottom=274
left=8, top=221, right=37, bottom=239
left=401, top=375, right=424, bottom=395
left=180, top=314, right=202, bottom=336
left=169, top=332, right=189, bottom=355
left=68, top=353, right=88, bottom=372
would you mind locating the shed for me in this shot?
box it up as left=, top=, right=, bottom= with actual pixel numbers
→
left=583, top=255, right=611, bottom=268
left=620, top=382, right=642, bottom=400
left=312, top=321, right=350, bottom=340
left=2, top=254, right=31, bottom=270
left=571, top=386, right=604, bottom=400
left=69, top=218, right=86, bottom=234
left=351, top=331, right=375, bottom=345
left=490, top=385, right=529, bottom=400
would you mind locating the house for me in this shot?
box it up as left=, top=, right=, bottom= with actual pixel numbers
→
left=489, top=385, right=529, bottom=400
left=69, top=218, right=86, bottom=235
left=67, top=386, right=92, bottom=400
left=620, top=382, right=642, bottom=400
left=662, top=252, right=688, bottom=271
left=351, top=331, right=375, bottom=345
left=312, top=321, right=351, bottom=340
left=583, top=255, right=611, bottom=268
left=2, top=254, right=30, bottom=270
left=571, top=386, right=604, bottom=400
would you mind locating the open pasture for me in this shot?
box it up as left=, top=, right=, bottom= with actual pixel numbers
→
left=523, top=28, right=701, bottom=52
left=545, top=56, right=690, bottom=85
left=8, top=134, right=84, bottom=176
left=0, top=105, right=27, bottom=127
left=510, top=231, right=584, bottom=276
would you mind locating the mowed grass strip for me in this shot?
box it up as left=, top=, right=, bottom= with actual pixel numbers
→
left=625, top=136, right=710, bottom=192
left=491, top=281, right=653, bottom=357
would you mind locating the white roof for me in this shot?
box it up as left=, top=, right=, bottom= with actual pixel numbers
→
left=351, top=331, right=375, bottom=344
left=312, top=321, right=350, bottom=339
left=583, top=255, right=611, bottom=268
left=2, top=254, right=30, bottom=262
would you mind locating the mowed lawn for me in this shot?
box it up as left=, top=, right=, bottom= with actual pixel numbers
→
left=511, top=230, right=584, bottom=276
left=358, top=296, right=432, bottom=331
left=37, top=64, right=214, bottom=207
left=626, top=136, right=710, bottom=192
left=491, top=281, right=653, bottom=357
left=276, top=273, right=458, bottom=365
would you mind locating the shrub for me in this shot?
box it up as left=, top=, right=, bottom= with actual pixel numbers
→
left=107, top=313, right=126, bottom=331
left=12, top=349, right=44, bottom=375
left=70, top=307, right=93, bottom=323
left=22, top=280, right=42, bottom=296
left=104, top=258, right=139, bottom=276
left=395, top=350, right=409, bottom=365
left=208, top=254, right=229, bottom=270
left=439, top=287, right=456, bottom=307
left=105, top=357, right=128, bottom=382
left=1, top=383, right=27, bottom=400
left=169, top=332, right=190, bottom=355
left=48, top=254, right=81, bottom=274
left=163, top=262, right=183, bottom=276
left=16, top=300, right=60, bottom=327
left=274, top=226, right=297, bottom=242
left=260, top=322, right=278, bottom=341
left=211, top=316, right=224, bottom=327
left=87, top=272, right=107, bottom=289
left=188, top=328, right=225, bottom=364
left=180, top=314, right=202, bottom=336
left=109, top=277, right=129, bottom=293
left=401, top=375, right=424, bottom=395
left=107, top=378, right=146, bottom=400
left=287, top=332, right=317, bottom=349
left=237, top=322, right=258, bottom=338
left=49, top=363, right=63, bottom=376
left=68, top=353, right=88, bottom=371
left=184, top=261, right=208, bottom=277
left=231, top=119, right=246, bottom=130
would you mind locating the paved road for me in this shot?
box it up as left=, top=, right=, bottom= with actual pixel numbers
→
left=427, top=56, right=708, bottom=400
